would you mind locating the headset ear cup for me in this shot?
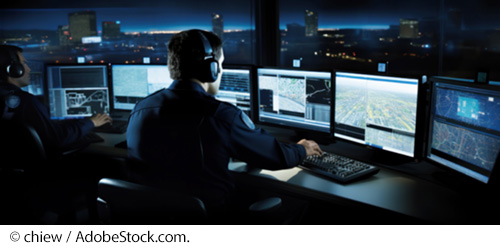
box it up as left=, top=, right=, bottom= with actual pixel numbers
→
left=7, top=63, right=25, bottom=78
left=200, top=59, right=218, bottom=83
left=5, top=48, right=25, bottom=78
left=209, top=60, right=219, bottom=82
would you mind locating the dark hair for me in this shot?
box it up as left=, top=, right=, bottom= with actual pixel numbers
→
left=167, top=29, right=222, bottom=80
left=0, top=45, right=24, bottom=82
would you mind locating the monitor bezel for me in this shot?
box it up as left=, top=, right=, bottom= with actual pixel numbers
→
left=45, top=63, right=110, bottom=120
left=425, top=76, right=500, bottom=184
left=332, top=69, right=424, bottom=160
left=109, top=63, right=171, bottom=111
left=219, top=64, right=256, bottom=121
left=255, top=66, right=334, bottom=137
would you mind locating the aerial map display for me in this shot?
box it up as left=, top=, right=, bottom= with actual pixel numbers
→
left=335, top=73, right=418, bottom=156
left=278, top=76, right=306, bottom=116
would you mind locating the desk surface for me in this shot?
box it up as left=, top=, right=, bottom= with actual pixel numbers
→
left=85, top=126, right=487, bottom=224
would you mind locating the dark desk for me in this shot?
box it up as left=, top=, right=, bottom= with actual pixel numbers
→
left=84, top=126, right=490, bottom=224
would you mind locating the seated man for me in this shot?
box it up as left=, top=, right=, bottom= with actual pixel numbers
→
left=127, top=29, right=322, bottom=213
left=0, top=45, right=112, bottom=159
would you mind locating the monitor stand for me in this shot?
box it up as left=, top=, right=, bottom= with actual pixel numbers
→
left=368, top=149, right=415, bottom=166
left=292, top=130, right=334, bottom=146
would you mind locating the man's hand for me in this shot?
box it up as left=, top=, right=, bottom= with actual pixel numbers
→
left=90, top=113, right=112, bottom=127
left=297, top=139, right=323, bottom=156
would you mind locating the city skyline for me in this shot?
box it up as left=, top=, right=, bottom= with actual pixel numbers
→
left=279, top=0, right=500, bottom=30
left=3, top=2, right=500, bottom=34
left=0, top=8, right=252, bottom=32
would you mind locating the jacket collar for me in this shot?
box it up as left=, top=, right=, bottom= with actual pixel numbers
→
left=168, top=80, right=208, bottom=95
left=0, top=82, right=21, bottom=94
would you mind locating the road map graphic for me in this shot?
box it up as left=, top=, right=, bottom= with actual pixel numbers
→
left=305, top=78, right=331, bottom=123
left=66, top=89, right=108, bottom=115
left=432, top=86, right=500, bottom=170
left=432, top=121, right=500, bottom=171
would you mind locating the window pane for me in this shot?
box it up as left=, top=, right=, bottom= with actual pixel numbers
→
left=442, top=0, right=500, bottom=80
left=0, top=0, right=254, bottom=65
left=280, top=0, right=440, bottom=76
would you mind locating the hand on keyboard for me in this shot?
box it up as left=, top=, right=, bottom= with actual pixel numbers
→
left=297, top=139, right=323, bottom=156
left=91, top=113, right=113, bottom=127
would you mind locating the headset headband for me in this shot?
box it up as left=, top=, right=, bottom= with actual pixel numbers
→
left=198, top=31, right=214, bottom=60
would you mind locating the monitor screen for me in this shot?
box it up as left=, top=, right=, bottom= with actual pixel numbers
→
left=257, top=68, right=331, bottom=133
left=22, top=60, right=44, bottom=96
left=214, top=67, right=252, bottom=115
left=111, top=64, right=174, bottom=110
left=426, top=77, right=500, bottom=183
left=46, top=65, right=109, bottom=120
left=334, top=71, right=420, bottom=157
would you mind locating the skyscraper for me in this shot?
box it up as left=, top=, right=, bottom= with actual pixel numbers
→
left=399, top=19, right=419, bottom=39
left=58, top=25, right=71, bottom=47
left=305, top=10, right=318, bottom=37
left=212, top=13, right=224, bottom=40
left=68, top=10, right=97, bottom=44
left=102, top=21, right=121, bottom=40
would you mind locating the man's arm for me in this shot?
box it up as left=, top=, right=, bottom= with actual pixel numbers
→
left=228, top=111, right=321, bottom=170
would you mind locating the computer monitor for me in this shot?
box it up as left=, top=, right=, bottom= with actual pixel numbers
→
left=111, top=64, right=174, bottom=110
left=334, top=71, right=420, bottom=158
left=214, top=66, right=252, bottom=115
left=426, top=77, right=500, bottom=183
left=257, top=68, right=332, bottom=133
left=22, top=60, right=44, bottom=96
left=46, top=65, right=109, bottom=120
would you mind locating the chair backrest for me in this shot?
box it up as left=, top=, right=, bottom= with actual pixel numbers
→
left=97, top=178, right=207, bottom=224
left=488, top=153, right=500, bottom=188
left=0, top=120, right=46, bottom=172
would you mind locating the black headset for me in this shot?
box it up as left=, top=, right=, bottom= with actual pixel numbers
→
left=5, top=48, right=25, bottom=78
left=198, top=31, right=219, bottom=83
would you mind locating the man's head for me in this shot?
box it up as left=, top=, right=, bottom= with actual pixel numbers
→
left=168, top=29, right=224, bottom=94
left=0, top=45, right=31, bottom=88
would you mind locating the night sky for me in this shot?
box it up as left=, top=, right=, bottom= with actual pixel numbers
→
left=279, top=0, right=500, bottom=30
left=2, top=0, right=500, bottom=32
left=0, top=0, right=253, bottom=32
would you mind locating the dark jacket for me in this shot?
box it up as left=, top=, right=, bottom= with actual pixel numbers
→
left=127, top=80, right=306, bottom=207
left=0, top=83, right=94, bottom=158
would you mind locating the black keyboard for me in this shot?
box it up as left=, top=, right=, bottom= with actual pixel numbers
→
left=93, top=120, right=128, bottom=134
left=301, top=152, right=380, bottom=183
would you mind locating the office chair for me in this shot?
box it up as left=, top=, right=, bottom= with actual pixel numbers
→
left=96, top=177, right=287, bottom=225
left=0, top=120, right=47, bottom=223
left=97, top=178, right=208, bottom=224
left=0, top=120, right=46, bottom=173
left=488, top=153, right=500, bottom=189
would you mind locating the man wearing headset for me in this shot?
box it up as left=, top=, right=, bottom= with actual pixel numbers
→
left=127, top=30, right=323, bottom=215
left=0, top=45, right=112, bottom=159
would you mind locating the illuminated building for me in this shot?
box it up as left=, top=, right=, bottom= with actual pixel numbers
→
left=58, top=25, right=71, bottom=46
left=68, top=10, right=97, bottom=44
left=102, top=21, right=121, bottom=40
left=305, top=10, right=318, bottom=37
left=399, top=19, right=419, bottom=39
left=212, top=13, right=224, bottom=40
